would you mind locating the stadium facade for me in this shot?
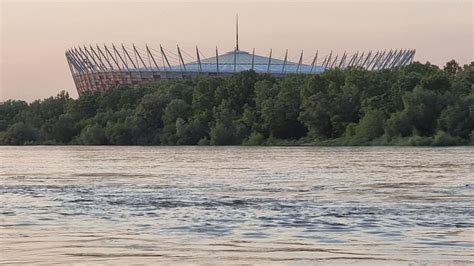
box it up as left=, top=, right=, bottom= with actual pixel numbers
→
left=65, top=19, right=416, bottom=95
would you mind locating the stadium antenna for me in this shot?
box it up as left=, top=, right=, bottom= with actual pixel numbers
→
left=236, top=14, right=239, bottom=51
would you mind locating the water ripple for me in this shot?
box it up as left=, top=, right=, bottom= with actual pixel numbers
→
left=1, top=146, right=473, bottom=264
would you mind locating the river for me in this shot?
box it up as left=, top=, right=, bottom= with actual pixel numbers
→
left=0, top=146, right=473, bottom=265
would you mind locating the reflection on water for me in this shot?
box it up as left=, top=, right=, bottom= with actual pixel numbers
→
left=0, top=146, right=473, bottom=264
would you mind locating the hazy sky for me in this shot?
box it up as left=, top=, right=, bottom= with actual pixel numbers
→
left=1, top=0, right=473, bottom=101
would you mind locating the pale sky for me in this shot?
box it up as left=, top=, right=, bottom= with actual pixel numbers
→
left=1, top=0, right=473, bottom=101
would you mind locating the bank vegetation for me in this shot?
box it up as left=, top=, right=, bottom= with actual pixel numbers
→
left=1, top=60, right=473, bottom=146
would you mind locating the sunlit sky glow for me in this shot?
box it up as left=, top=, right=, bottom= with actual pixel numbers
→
left=1, top=0, right=472, bottom=101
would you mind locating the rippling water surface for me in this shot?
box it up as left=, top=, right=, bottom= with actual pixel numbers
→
left=1, top=146, right=473, bottom=265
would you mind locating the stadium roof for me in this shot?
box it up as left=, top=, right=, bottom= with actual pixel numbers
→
left=170, top=49, right=324, bottom=74
left=65, top=16, right=415, bottom=76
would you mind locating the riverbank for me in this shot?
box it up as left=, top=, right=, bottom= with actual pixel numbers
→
left=1, top=61, right=473, bottom=146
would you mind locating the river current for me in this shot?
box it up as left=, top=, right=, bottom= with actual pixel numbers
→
left=0, top=146, right=473, bottom=265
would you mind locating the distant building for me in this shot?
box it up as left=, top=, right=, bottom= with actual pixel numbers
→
left=65, top=17, right=415, bottom=95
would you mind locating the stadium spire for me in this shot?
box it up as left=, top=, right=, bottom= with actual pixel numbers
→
left=236, top=14, right=239, bottom=51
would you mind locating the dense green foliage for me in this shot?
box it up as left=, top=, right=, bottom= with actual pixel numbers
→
left=1, top=60, right=473, bottom=146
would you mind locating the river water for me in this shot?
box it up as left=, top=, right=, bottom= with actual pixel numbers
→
left=0, top=146, right=473, bottom=265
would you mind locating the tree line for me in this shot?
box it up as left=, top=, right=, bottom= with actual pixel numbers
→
left=1, top=60, right=473, bottom=146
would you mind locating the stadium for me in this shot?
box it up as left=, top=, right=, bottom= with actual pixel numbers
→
left=65, top=19, right=416, bottom=95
